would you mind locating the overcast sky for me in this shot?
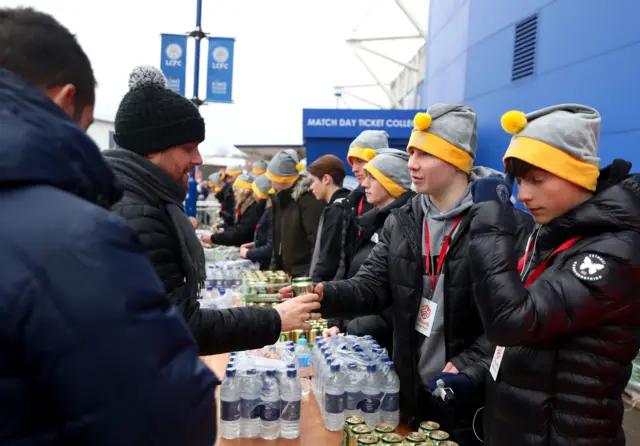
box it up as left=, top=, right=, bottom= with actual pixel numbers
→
left=6, top=0, right=428, bottom=155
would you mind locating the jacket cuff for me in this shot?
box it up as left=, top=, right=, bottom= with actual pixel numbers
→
left=256, top=307, right=282, bottom=345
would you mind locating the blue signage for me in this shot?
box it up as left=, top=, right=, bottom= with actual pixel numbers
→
left=206, top=37, right=235, bottom=103
left=303, top=109, right=421, bottom=139
left=160, top=34, right=188, bottom=96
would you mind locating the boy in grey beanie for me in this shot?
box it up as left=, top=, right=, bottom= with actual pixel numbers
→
left=252, top=160, right=268, bottom=175
left=468, top=104, right=640, bottom=446
left=266, top=149, right=304, bottom=190
left=363, top=150, right=412, bottom=199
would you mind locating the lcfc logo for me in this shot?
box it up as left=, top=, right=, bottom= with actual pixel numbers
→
left=165, top=43, right=183, bottom=60
left=212, top=46, right=229, bottom=63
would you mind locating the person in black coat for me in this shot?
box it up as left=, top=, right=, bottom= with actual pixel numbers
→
left=308, top=155, right=351, bottom=283
left=218, top=165, right=242, bottom=226
left=469, top=105, right=640, bottom=446
left=240, top=174, right=275, bottom=270
left=203, top=174, right=265, bottom=247
left=345, top=130, right=390, bottom=218
left=106, top=66, right=322, bottom=357
left=0, top=16, right=217, bottom=446
left=326, top=150, right=417, bottom=356
left=267, top=150, right=326, bottom=277
left=287, top=105, right=534, bottom=444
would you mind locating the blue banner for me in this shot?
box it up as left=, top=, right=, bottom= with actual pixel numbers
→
left=303, top=109, right=420, bottom=139
left=206, top=37, right=235, bottom=103
left=160, top=34, right=188, bottom=96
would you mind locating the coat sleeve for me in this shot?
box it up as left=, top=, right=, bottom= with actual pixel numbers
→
left=247, top=243, right=273, bottom=265
left=469, top=201, right=640, bottom=346
left=450, top=208, right=533, bottom=383
left=311, top=204, right=345, bottom=283
left=21, top=210, right=217, bottom=446
left=178, top=299, right=282, bottom=355
left=298, top=193, right=326, bottom=247
left=321, top=215, right=394, bottom=319
left=211, top=202, right=263, bottom=247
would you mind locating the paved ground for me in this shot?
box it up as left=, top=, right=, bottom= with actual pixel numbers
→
left=623, top=395, right=639, bottom=445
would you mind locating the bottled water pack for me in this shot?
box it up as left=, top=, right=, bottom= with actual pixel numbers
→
left=311, top=335, right=400, bottom=431
left=220, top=342, right=303, bottom=440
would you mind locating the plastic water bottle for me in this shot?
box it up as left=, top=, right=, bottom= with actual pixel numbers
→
left=295, top=338, right=312, bottom=396
left=240, top=369, right=261, bottom=438
left=324, top=363, right=345, bottom=431
left=360, top=363, right=382, bottom=427
left=220, top=368, right=241, bottom=439
left=344, top=362, right=362, bottom=418
left=380, top=362, right=401, bottom=427
left=260, top=370, right=280, bottom=440
left=280, top=369, right=302, bottom=439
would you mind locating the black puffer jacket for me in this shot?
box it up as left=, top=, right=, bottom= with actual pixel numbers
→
left=270, top=174, right=326, bottom=276
left=218, top=181, right=236, bottom=227
left=346, top=185, right=373, bottom=217
left=469, top=172, right=640, bottom=446
left=107, top=160, right=281, bottom=355
left=321, top=193, right=533, bottom=429
left=211, top=198, right=266, bottom=247
left=246, top=206, right=273, bottom=270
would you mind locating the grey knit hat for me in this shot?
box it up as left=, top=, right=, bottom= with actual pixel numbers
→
left=408, top=104, right=478, bottom=174
left=347, top=130, right=390, bottom=165
left=208, top=172, right=224, bottom=191
left=266, top=149, right=303, bottom=183
left=226, top=164, right=244, bottom=176
left=252, top=160, right=268, bottom=174
left=252, top=173, right=275, bottom=199
left=233, top=173, right=255, bottom=191
left=501, top=104, right=601, bottom=191
left=364, top=151, right=411, bottom=198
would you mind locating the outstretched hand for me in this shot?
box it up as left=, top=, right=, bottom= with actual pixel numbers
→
left=275, top=293, right=323, bottom=332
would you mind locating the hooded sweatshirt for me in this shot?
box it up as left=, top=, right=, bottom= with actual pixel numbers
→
left=417, top=166, right=503, bottom=386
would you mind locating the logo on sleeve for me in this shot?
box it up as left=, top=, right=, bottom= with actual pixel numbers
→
left=496, top=184, right=511, bottom=203
left=571, top=254, right=606, bottom=281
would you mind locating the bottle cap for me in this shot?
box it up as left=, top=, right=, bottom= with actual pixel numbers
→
left=297, top=338, right=308, bottom=345
left=287, top=369, right=297, bottom=378
left=226, top=368, right=236, bottom=377
left=367, top=364, right=377, bottom=372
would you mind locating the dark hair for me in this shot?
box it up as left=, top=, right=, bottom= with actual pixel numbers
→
left=0, top=7, right=96, bottom=110
left=505, top=157, right=535, bottom=178
left=307, top=154, right=347, bottom=186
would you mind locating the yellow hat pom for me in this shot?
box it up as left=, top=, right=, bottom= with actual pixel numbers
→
left=413, top=112, right=432, bottom=131
left=215, top=187, right=221, bottom=193
left=296, top=162, right=304, bottom=172
left=363, top=148, right=377, bottom=160
left=501, top=110, right=528, bottom=135
left=268, top=188, right=276, bottom=195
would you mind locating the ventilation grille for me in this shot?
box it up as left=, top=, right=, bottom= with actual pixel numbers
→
left=511, top=14, right=538, bottom=81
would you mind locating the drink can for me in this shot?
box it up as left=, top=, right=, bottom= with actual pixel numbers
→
left=352, top=424, right=373, bottom=438
left=438, top=441, right=459, bottom=446
left=419, top=421, right=440, bottom=435
left=292, top=277, right=314, bottom=297
left=308, top=327, right=322, bottom=345
left=357, top=434, right=380, bottom=445
left=404, top=431, right=428, bottom=444
left=292, top=328, right=306, bottom=344
left=374, top=424, right=395, bottom=438
left=380, top=433, right=404, bottom=444
left=342, top=416, right=365, bottom=446
left=428, top=431, right=450, bottom=445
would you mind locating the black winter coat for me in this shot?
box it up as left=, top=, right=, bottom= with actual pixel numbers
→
left=218, top=181, right=236, bottom=226
left=469, top=172, right=640, bottom=446
left=211, top=199, right=266, bottom=247
left=0, top=69, right=217, bottom=446
left=322, top=193, right=533, bottom=429
left=347, top=185, right=374, bottom=217
left=310, top=188, right=351, bottom=283
left=247, top=206, right=273, bottom=270
left=106, top=163, right=281, bottom=356
left=271, top=174, right=326, bottom=276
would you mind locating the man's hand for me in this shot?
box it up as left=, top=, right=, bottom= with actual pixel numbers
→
left=278, top=282, right=324, bottom=300
left=200, top=234, right=212, bottom=244
left=188, top=216, right=198, bottom=229
left=275, top=293, right=323, bottom=332
left=443, top=362, right=459, bottom=374
left=239, top=246, right=249, bottom=259
left=322, top=326, right=341, bottom=338
left=241, top=242, right=255, bottom=250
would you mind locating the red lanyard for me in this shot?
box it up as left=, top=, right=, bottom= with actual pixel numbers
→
left=357, top=197, right=365, bottom=216
left=425, top=215, right=463, bottom=290
left=236, top=207, right=241, bottom=221
left=517, top=236, right=581, bottom=287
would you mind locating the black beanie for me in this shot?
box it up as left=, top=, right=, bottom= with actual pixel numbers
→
left=114, top=65, right=205, bottom=156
